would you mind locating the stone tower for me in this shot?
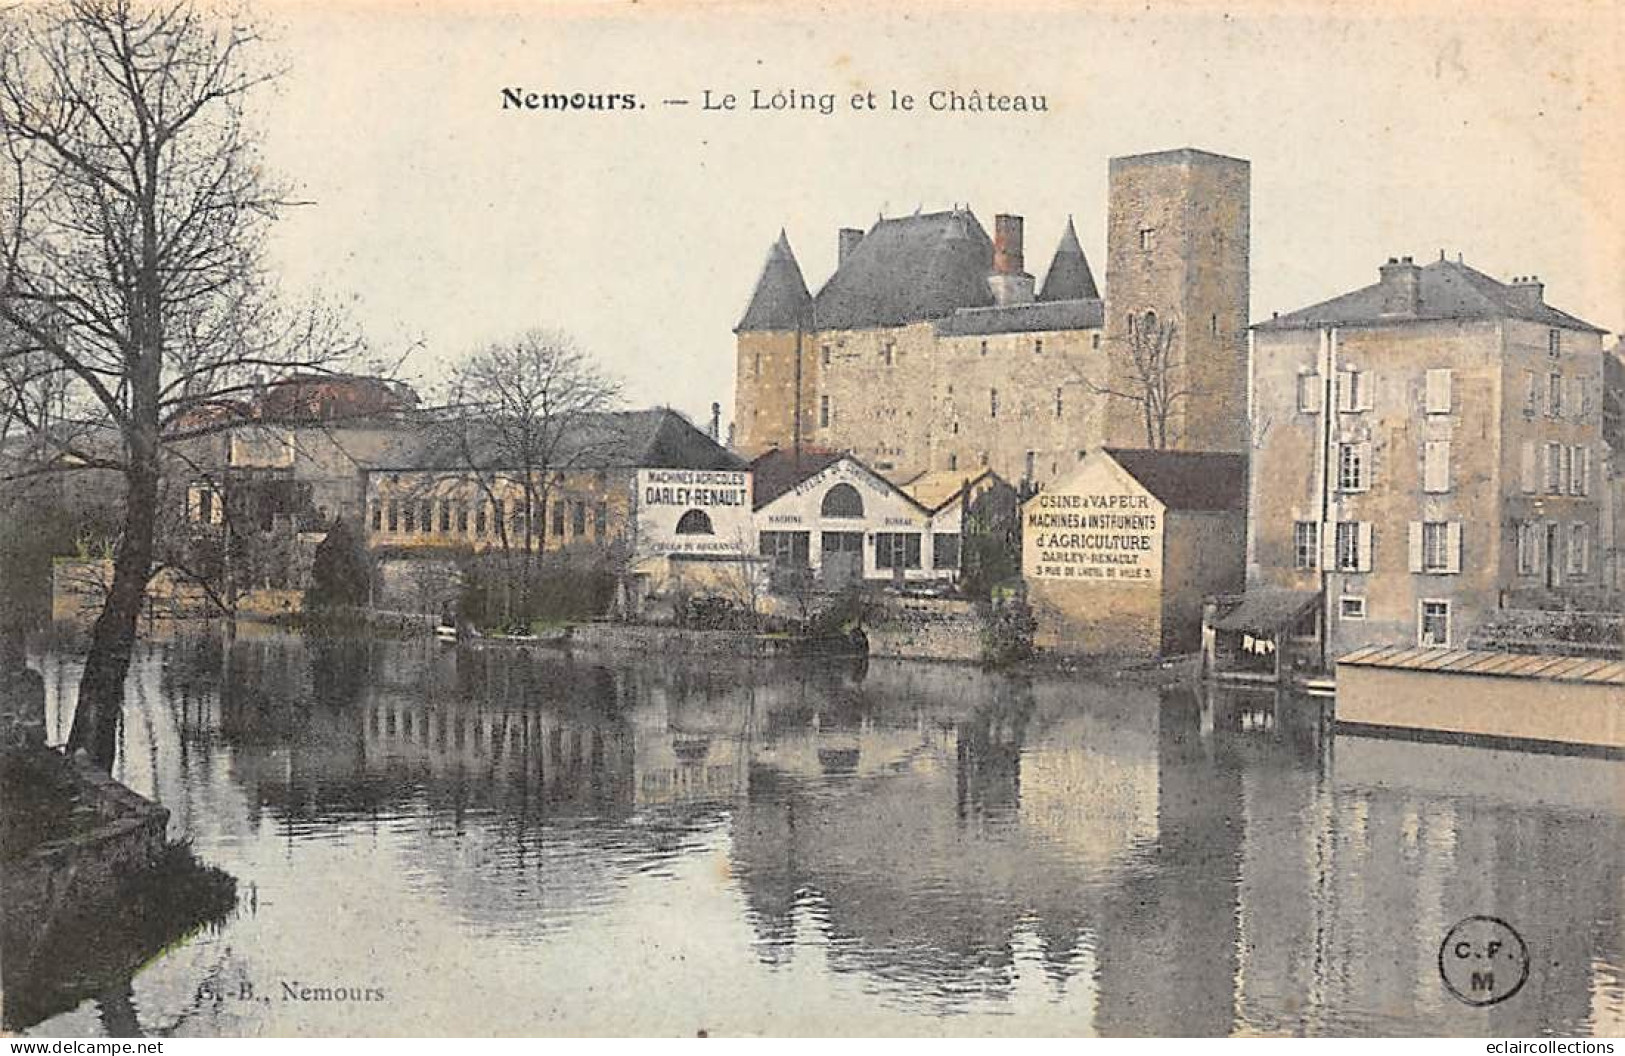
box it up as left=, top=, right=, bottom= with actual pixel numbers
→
left=1102, top=149, right=1250, bottom=452
left=733, top=230, right=814, bottom=457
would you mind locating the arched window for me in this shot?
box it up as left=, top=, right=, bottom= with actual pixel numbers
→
left=1143, top=310, right=1158, bottom=333
left=675, top=509, right=714, bottom=535
left=821, top=483, right=864, bottom=518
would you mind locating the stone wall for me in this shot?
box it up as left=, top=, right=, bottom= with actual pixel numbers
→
left=2, top=751, right=171, bottom=974
left=866, top=596, right=984, bottom=662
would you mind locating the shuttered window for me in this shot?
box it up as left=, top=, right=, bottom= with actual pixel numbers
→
left=1425, top=369, right=1453, bottom=413
left=1410, top=521, right=1462, bottom=574
left=1423, top=441, right=1451, bottom=493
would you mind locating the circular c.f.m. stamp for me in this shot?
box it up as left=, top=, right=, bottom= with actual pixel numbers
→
left=1439, top=916, right=1530, bottom=1006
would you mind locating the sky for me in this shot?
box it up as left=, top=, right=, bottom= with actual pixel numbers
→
left=253, top=0, right=1625, bottom=427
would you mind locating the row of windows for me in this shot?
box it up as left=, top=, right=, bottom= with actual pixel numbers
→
left=1515, top=522, right=1592, bottom=577
left=1521, top=442, right=1593, bottom=496
left=1296, top=367, right=1451, bottom=414
left=1293, top=520, right=1465, bottom=574
left=758, top=529, right=959, bottom=571
left=370, top=497, right=605, bottom=541
left=1523, top=370, right=1595, bottom=420
left=1334, top=440, right=1454, bottom=493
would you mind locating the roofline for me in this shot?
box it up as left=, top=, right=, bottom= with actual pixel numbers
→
left=1252, top=314, right=1609, bottom=336
left=752, top=452, right=935, bottom=517
left=1109, top=147, right=1249, bottom=169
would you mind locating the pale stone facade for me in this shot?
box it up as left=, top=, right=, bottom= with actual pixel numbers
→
left=1248, top=258, right=1608, bottom=657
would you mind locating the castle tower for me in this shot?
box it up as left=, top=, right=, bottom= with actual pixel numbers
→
left=733, top=230, right=813, bottom=457
left=1102, top=149, right=1250, bottom=452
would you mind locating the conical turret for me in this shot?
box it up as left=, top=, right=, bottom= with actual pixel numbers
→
left=736, top=230, right=813, bottom=332
left=1037, top=217, right=1099, bottom=302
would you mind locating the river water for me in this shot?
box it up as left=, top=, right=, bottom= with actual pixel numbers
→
left=15, top=628, right=1625, bottom=1036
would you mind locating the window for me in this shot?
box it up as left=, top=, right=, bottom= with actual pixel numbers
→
left=1337, top=369, right=1371, bottom=412
left=874, top=533, right=922, bottom=570
left=1034, top=339, right=1044, bottom=355
left=551, top=500, right=565, bottom=538
left=1210, top=313, right=1219, bottom=337
left=493, top=500, right=505, bottom=536
left=1425, top=369, right=1453, bottom=413
left=1524, top=370, right=1539, bottom=416
left=388, top=500, right=400, bottom=533
left=1296, top=372, right=1322, bottom=413
left=1091, top=333, right=1101, bottom=350
left=1578, top=379, right=1594, bottom=419
left=933, top=533, right=961, bottom=571
left=439, top=503, right=451, bottom=533
left=572, top=501, right=586, bottom=537
left=753, top=353, right=760, bottom=377
left=821, top=483, right=864, bottom=518
left=1521, top=441, right=1538, bottom=493
left=821, top=344, right=831, bottom=366
left=1339, top=596, right=1367, bottom=620
left=675, top=509, right=714, bottom=535
left=1548, top=329, right=1562, bottom=357
left=1127, top=313, right=1136, bottom=336
left=1516, top=522, right=1540, bottom=576
left=948, top=453, right=958, bottom=471
left=1545, top=442, right=1564, bottom=493
left=475, top=505, right=486, bottom=536
left=1054, top=387, right=1064, bottom=417
left=1568, top=524, right=1591, bottom=576
left=1293, top=521, right=1319, bottom=570
left=371, top=502, right=382, bottom=533
left=1569, top=445, right=1590, bottom=495
left=819, top=395, right=830, bottom=428
left=1024, top=451, right=1036, bottom=482
left=1139, top=227, right=1155, bottom=251
left=759, top=530, right=810, bottom=566
left=1419, top=600, right=1451, bottom=648
left=1423, top=440, right=1451, bottom=493
left=1337, top=442, right=1369, bottom=492
left=882, top=341, right=895, bottom=366
left=402, top=503, right=416, bottom=534
left=1412, top=521, right=1460, bottom=574
left=1335, top=521, right=1371, bottom=572
left=594, top=502, right=608, bottom=538
left=990, top=388, right=999, bottom=418
left=980, top=340, right=988, bottom=357
left=420, top=502, right=432, bottom=534
left=1548, top=373, right=1563, bottom=417
left=456, top=502, right=469, bottom=533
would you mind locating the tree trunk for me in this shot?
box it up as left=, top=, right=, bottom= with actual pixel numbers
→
left=68, top=450, right=157, bottom=771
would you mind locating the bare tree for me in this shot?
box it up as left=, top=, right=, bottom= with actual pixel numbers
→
left=0, top=0, right=358, bottom=769
left=1084, top=311, right=1192, bottom=449
left=439, top=328, right=620, bottom=621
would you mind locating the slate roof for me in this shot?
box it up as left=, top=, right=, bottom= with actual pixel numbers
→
left=1037, top=218, right=1099, bottom=302
left=935, top=298, right=1104, bottom=337
left=1103, top=448, right=1248, bottom=511
left=1210, top=588, right=1320, bottom=634
left=747, top=447, right=845, bottom=508
left=1255, top=258, right=1607, bottom=334
left=811, top=210, right=995, bottom=330
left=365, top=409, right=743, bottom=473
left=736, top=231, right=813, bottom=332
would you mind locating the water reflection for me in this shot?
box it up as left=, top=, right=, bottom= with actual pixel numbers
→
left=17, top=629, right=1625, bottom=1036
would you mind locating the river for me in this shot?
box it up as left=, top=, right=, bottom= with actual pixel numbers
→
left=15, top=627, right=1625, bottom=1036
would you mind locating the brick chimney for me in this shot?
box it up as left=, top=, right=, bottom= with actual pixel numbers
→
left=988, top=213, right=1035, bottom=306
left=1379, top=256, right=1421, bottom=316
left=1507, top=274, right=1545, bottom=311
left=838, top=227, right=864, bottom=268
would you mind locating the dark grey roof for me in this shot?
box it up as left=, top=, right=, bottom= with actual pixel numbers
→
left=811, top=210, right=994, bottom=330
left=736, top=231, right=813, bottom=332
left=934, top=299, right=1103, bottom=337
left=1037, top=217, right=1099, bottom=302
left=1104, top=448, right=1248, bottom=511
left=1255, top=258, right=1607, bottom=334
left=1210, top=588, right=1320, bottom=634
left=364, top=409, right=743, bottom=473
left=748, top=447, right=845, bottom=508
